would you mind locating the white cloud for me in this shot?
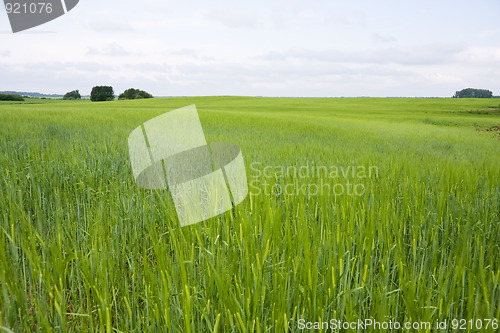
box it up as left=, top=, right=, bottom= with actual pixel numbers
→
left=204, top=7, right=262, bottom=29
left=371, top=32, right=397, bottom=43
left=86, top=42, right=131, bottom=56
left=455, top=47, right=500, bottom=66
left=256, top=44, right=466, bottom=66
left=79, top=19, right=137, bottom=33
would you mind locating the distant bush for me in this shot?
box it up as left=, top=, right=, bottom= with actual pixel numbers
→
left=453, top=88, right=493, bottom=98
left=90, top=86, right=115, bottom=102
left=63, top=90, right=81, bottom=100
left=118, top=88, right=153, bottom=100
left=0, top=93, right=24, bottom=101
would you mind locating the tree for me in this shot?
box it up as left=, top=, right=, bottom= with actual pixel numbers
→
left=136, top=90, right=153, bottom=99
left=453, top=88, right=493, bottom=98
left=118, top=88, right=154, bottom=100
left=63, top=90, right=81, bottom=100
left=90, top=86, right=115, bottom=102
left=0, top=93, right=24, bottom=101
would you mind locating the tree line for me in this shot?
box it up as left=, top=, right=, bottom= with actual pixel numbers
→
left=2, top=87, right=155, bottom=102
left=60, top=86, right=155, bottom=102
left=453, top=88, right=494, bottom=98
left=0, top=93, right=24, bottom=101
left=90, top=86, right=154, bottom=102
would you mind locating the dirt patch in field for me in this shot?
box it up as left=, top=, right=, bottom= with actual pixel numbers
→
left=462, top=108, right=500, bottom=115
left=476, top=125, right=500, bottom=140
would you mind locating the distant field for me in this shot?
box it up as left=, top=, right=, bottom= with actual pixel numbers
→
left=0, top=97, right=499, bottom=332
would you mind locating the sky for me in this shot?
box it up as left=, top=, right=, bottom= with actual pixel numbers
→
left=1, top=0, right=500, bottom=97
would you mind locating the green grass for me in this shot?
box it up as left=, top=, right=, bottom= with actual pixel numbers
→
left=0, top=97, right=499, bottom=332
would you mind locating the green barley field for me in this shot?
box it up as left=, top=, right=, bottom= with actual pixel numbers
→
left=0, top=97, right=499, bottom=332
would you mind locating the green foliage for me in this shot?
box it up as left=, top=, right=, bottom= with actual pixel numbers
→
left=62, top=89, right=81, bottom=100
left=0, top=93, right=24, bottom=101
left=453, top=88, right=493, bottom=98
left=90, top=86, right=115, bottom=102
left=118, top=88, right=154, bottom=100
left=0, top=97, right=498, bottom=331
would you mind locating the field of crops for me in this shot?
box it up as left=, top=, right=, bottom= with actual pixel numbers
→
left=0, top=97, right=499, bottom=332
